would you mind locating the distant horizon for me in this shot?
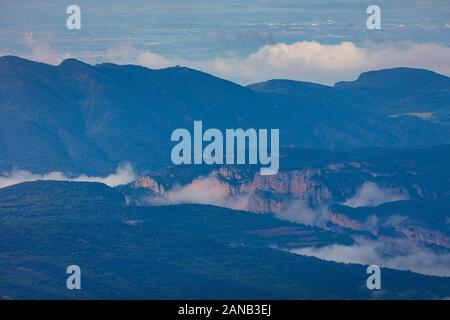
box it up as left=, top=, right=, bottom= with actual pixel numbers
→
left=1, top=0, right=449, bottom=84
left=2, top=53, right=448, bottom=87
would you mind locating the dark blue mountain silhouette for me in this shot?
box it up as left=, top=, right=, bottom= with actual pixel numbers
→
left=1, top=56, right=449, bottom=174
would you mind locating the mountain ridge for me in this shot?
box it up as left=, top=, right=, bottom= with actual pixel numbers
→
left=1, top=55, right=450, bottom=174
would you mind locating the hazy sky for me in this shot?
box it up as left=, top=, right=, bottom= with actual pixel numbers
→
left=1, top=0, right=449, bottom=83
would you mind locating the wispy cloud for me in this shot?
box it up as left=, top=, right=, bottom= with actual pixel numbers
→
left=273, top=182, right=407, bottom=226
left=13, top=38, right=450, bottom=85
left=143, top=173, right=251, bottom=211
left=0, top=163, right=136, bottom=188
left=291, top=236, right=450, bottom=277
left=119, top=41, right=450, bottom=84
left=23, top=32, right=63, bottom=65
left=343, top=182, right=408, bottom=208
left=276, top=199, right=327, bottom=226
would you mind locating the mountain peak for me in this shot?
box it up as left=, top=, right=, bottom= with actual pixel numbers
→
left=335, top=67, right=450, bottom=89
left=0, top=55, right=51, bottom=69
left=248, top=79, right=332, bottom=96
left=58, top=58, right=95, bottom=71
left=0, top=55, right=57, bottom=76
left=0, top=55, right=28, bottom=64
left=0, top=180, right=125, bottom=211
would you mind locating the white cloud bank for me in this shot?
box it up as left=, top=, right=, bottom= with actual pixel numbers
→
left=291, top=237, right=450, bottom=277
left=0, top=163, right=136, bottom=189
left=275, top=199, right=327, bottom=227
left=143, top=174, right=251, bottom=211
left=142, top=179, right=409, bottom=225
left=17, top=33, right=450, bottom=84
left=129, top=41, right=450, bottom=84
left=274, top=182, right=408, bottom=225
left=343, top=182, right=408, bottom=208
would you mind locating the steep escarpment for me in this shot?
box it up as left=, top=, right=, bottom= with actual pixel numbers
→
left=327, top=199, right=450, bottom=249
left=132, top=166, right=335, bottom=213
left=130, top=145, right=450, bottom=213
left=123, top=146, right=450, bottom=249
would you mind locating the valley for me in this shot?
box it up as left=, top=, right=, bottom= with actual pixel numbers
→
left=0, top=56, right=449, bottom=299
left=0, top=180, right=449, bottom=299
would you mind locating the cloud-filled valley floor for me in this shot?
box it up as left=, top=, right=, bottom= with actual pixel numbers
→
left=1, top=164, right=448, bottom=279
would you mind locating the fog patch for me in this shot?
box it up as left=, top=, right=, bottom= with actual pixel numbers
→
left=383, top=214, right=410, bottom=228
left=0, top=163, right=136, bottom=188
left=276, top=200, right=328, bottom=227
left=344, top=182, right=408, bottom=208
left=143, top=174, right=251, bottom=211
left=291, top=237, right=450, bottom=277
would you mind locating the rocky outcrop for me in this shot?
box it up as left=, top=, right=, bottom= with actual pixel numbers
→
left=326, top=207, right=450, bottom=249
left=132, top=167, right=335, bottom=214
left=128, top=164, right=450, bottom=249
left=248, top=191, right=288, bottom=214
left=327, top=209, right=379, bottom=236
left=395, top=225, right=450, bottom=249
left=134, top=176, right=167, bottom=194
left=244, top=169, right=333, bottom=202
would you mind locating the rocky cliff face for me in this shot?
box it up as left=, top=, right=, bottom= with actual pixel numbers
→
left=130, top=162, right=435, bottom=214
left=327, top=209, right=379, bottom=236
left=130, top=142, right=450, bottom=212
left=222, top=167, right=335, bottom=213
left=248, top=191, right=287, bottom=214
left=326, top=206, right=450, bottom=249
left=134, top=176, right=167, bottom=194
left=133, top=166, right=336, bottom=214
left=127, top=161, right=450, bottom=248
left=244, top=169, right=334, bottom=202
left=394, top=224, right=450, bottom=249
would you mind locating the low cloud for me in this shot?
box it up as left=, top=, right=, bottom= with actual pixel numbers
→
left=276, top=200, right=327, bottom=227
left=23, top=32, right=63, bottom=65
left=14, top=37, right=449, bottom=85
left=126, top=41, right=450, bottom=84
left=143, top=173, right=250, bottom=211
left=0, top=163, right=136, bottom=188
left=383, top=214, right=410, bottom=228
left=291, top=236, right=450, bottom=277
left=137, top=51, right=174, bottom=69
left=343, top=182, right=408, bottom=208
